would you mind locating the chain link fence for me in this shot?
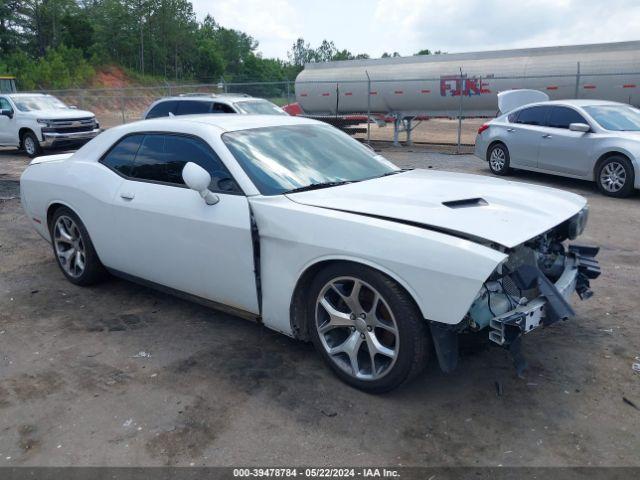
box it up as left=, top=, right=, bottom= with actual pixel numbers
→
left=31, top=69, right=640, bottom=147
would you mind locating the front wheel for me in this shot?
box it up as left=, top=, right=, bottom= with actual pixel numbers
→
left=308, top=263, right=430, bottom=393
left=596, top=156, right=635, bottom=197
left=487, top=143, right=511, bottom=175
left=22, top=131, right=42, bottom=158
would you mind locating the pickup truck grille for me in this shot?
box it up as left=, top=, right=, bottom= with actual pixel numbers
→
left=46, top=117, right=97, bottom=133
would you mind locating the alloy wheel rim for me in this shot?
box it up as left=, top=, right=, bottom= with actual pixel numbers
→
left=489, top=147, right=506, bottom=171
left=24, top=137, right=36, bottom=155
left=53, top=216, right=86, bottom=278
left=315, top=277, right=399, bottom=381
left=600, top=162, right=626, bottom=193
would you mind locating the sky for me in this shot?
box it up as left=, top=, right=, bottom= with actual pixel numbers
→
left=190, top=0, right=640, bottom=60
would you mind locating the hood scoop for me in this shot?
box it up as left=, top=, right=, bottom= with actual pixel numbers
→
left=442, top=198, right=488, bottom=209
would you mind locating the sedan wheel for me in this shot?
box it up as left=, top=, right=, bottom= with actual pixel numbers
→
left=315, top=277, right=399, bottom=380
left=488, top=144, right=511, bottom=175
left=597, top=157, right=635, bottom=198
left=53, top=216, right=86, bottom=278
left=50, top=207, right=107, bottom=285
left=308, top=263, right=430, bottom=392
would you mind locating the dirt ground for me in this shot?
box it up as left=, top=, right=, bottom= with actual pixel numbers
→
left=0, top=143, right=639, bottom=468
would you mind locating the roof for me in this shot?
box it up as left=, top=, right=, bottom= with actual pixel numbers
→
left=305, top=40, right=640, bottom=69
left=128, top=113, right=321, bottom=133
left=518, top=99, right=626, bottom=109
left=5, top=92, right=50, bottom=97
left=157, top=94, right=258, bottom=103
left=544, top=99, right=625, bottom=107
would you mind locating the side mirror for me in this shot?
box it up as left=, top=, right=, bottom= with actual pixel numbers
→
left=182, top=162, right=219, bottom=205
left=0, top=108, right=13, bottom=119
left=569, top=122, right=590, bottom=133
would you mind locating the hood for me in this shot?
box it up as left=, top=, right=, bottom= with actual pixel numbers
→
left=22, top=109, right=95, bottom=120
left=607, top=130, right=640, bottom=141
left=286, top=169, right=586, bottom=249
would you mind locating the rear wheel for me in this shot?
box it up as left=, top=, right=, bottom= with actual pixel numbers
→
left=50, top=207, right=107, bottom=286
left=596, top=156, right=635, bottom=197
left=308, top=263, right=430, bottom=393
left=487, top=143, right=511, bottom=175
left=22, top=131, right=42, bottom=158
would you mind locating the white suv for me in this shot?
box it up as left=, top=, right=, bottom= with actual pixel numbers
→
left=0, top=93, right=101, bottom=157
left=143, top=93, right=288, bottom=119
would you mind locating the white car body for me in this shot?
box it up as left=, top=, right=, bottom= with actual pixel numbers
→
left=474, top=99, right=640, bottom=192
left=20, top=114, right=598, bottom=387
left=0, top=93, right=101, bottom=154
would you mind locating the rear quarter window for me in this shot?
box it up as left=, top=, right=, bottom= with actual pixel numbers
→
left=100, top=134, right=144, bottom=176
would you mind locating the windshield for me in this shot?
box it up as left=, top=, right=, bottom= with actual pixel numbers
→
left=234, top=100, right=288, bottom=115
left=583, top=105, right=640, bottom=131
left=10, top=95, right=69, bottom=112
left=223, top=124, right=398, bottom=195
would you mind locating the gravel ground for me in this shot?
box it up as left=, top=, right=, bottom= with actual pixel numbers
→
left=0, top=145, right=639, bottom=467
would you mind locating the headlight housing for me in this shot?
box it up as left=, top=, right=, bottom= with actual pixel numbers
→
left=567, top=206, right=589, bottom=239
left=37, top=119, right=52, bottom=127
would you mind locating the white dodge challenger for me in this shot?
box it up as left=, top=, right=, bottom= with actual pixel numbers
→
left=20, top=115, right=600, bottom=392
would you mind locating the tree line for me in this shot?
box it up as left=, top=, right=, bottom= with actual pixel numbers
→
left=0, top=0, right=440, bottom=91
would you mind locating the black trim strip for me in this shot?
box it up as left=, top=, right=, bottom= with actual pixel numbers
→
left=248, top=204, right=262, bottom=314
left=309, top=205, right=507, bottom=250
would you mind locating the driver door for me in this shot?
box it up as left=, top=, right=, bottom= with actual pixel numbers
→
left=102, top=132, right=259, bottom=315
left=0, top=97, right=16, bottom=145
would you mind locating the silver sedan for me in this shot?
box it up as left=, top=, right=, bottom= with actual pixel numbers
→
left=474, top=99, right=640, bottom=197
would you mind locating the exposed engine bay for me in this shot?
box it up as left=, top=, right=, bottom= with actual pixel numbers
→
left=429, top=208, right=600, bottom=375
left=468, top=208, right=600, bottom=341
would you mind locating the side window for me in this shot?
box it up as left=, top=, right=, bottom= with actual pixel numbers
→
left=131, top=135, right=167, bottom=182
left=547, top=107, right=588, bottom=129
left=163, top=135, right=240, bottom=193
left=127, top=133, right=240, bottom=193
left=100, top=134, right=144, bottom=176
left=176, top=101, right=211, bottom=115
left=507, top=111, right=519, bottom=123
left=146, top=100, right=177, bottom=119
left=0, top=97, right=12, bottom=111
left=514, top=106, right=549, bottom=126
left=212, top=102, right=235, bottom=114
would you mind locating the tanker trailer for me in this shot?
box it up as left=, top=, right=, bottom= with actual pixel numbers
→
left=292, top=41, right=640, bottom=144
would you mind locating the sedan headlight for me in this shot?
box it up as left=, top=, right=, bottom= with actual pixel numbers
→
left=567, top=206, right=589, bottom=239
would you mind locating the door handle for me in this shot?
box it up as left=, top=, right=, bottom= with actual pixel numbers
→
left=542, top=134, right=552, bottom=139
left=506, top=128, right=515, bottom=132
left=120, top=192, right=135, bottom=200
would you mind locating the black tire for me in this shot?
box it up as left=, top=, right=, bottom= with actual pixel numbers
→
left=21, top=131, right=42, bottom=158
left=307, top=262, right=430, bottom=393
left=49, top=206, right=107, bottom=286
left=487, top=142, right=511, bottom=175
left=596, top=155, right=635, bottom=198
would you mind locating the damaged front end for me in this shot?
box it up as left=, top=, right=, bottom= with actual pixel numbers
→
left=431, top=207, right=600, bottom=374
